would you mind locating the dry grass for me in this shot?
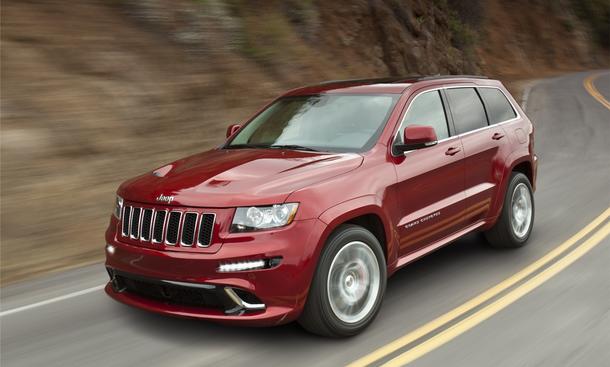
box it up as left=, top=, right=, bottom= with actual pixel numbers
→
left=1, top=0, right=607, bottom=285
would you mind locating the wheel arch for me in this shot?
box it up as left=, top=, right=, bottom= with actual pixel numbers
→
left=488, top=153, right=535, bottom=224
left=317, top=195, right=397, bottom=269
left=512, top=160, right=534, bottom=189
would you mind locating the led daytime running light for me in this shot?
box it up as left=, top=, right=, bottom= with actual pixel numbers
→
left=217, top=258, right=282, bottom=273
left=218, top=260, right=266, bottom=273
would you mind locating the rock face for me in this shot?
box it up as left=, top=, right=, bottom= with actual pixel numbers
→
left=314, top=0, right=478, bottom=76
left=1, top=0, right=608, bottom=284
left=122, top=0, right=480, bottom=80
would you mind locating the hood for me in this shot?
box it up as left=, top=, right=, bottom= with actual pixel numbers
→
left=118, top=148, right=363, bottom=207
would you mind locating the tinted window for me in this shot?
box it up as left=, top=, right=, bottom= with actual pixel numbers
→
left=446, top=88, right=488, bottom=134
left=479, top=88, right=517, bottom=124
left=398, top=91, right=449, bottom=142
left=228, top=94, right=398, bottom=153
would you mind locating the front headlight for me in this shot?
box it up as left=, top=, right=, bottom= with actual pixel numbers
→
left=114, top=195, right=124, bottom=219
left=231, top=203, right=299, bottom=232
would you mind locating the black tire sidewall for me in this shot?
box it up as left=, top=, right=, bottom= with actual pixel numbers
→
left=503, top=173, right=535, bottom=245
left=314, top=225, right=387, bottom=336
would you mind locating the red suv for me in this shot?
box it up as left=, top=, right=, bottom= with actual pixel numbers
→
left=105, top=75, right=537, bottom=336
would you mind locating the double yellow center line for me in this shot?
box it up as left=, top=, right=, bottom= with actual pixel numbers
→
left=584, top=73, right=610, bottom=110
left=348, top=73, right=610, bottom=367
left=348, top=209, right=610, bottom=367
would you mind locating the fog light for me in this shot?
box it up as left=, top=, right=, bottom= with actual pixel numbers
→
left=106, top=244, right=115, bottom=255
left=217, top=258, right=281, bottom=273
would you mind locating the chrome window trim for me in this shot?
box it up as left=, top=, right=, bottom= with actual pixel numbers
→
left=476, top=86, right=519, bottom=124
left=151, top=209, right=168, bottom=244
left=392, top=85, right=521, bottom=157
left=179, top=212, right=199, bottom=247
left=197, top=213, right=216, bottom=248
left=396, top=89, right=451, bottom=142
left=164, top=211, right=183, bottom=246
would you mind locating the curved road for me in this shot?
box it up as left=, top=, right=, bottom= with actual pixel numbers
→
left=2, top=71, right=610, bottom=367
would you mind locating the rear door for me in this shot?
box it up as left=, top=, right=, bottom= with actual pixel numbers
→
left=392, top=89, right=466, bottom=257
left=445, top=87, right=511, bottom=225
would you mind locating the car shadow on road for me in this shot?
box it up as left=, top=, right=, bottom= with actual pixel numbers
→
left=116, top=232, right=528, bottom=351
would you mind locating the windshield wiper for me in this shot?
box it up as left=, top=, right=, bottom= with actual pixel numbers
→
left=269, top=144, right=319, bottom=152
left=224, top=143, right=266, bottom=150
left=225, top=143, right=319, bottom=152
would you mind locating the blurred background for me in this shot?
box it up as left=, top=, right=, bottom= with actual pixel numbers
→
left=1, top=0, right=609, bottom=285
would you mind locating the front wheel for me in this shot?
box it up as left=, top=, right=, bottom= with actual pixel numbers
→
left=485, top=172, right=535, bottom=248
left=299, top=224, right=386, bottom=337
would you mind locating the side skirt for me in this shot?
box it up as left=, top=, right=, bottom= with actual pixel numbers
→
left=391, top=220, right=487, bottom=273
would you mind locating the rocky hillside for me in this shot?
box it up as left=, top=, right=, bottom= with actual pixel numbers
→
left=1, top=0, right=608, bottom=284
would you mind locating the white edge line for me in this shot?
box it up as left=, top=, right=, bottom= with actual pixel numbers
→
left=0, top=284, right=106, bottom=317
left=0, top=76, right=575, bottom=319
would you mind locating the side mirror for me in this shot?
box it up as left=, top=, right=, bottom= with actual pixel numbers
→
left=395, top=125, right=438, bottom=154
left=226, top=124, right=241, bottom=138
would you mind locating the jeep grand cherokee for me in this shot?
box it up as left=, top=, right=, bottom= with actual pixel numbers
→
left=105, top=75, right=537, bottom=337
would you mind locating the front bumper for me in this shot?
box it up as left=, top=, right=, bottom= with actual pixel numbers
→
left=105, top=218, right=326, bottom=326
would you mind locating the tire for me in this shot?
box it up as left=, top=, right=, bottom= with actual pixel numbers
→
left=298, top=224, right=387, bottom=337
left=485, top=172, right=535, bottom=248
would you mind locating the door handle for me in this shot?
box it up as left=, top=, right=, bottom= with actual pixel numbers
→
left=492, top=132, right=505, bottom=140
left=445, top=146, right=461, bottom=156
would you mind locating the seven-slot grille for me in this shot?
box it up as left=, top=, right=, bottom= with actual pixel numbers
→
left=121, top=205, right=215, bottom=247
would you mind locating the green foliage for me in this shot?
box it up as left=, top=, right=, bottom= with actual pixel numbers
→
left=561, top=18, right=575, bottom=33
left=571, top=0, right=610, bottom=48
left=433, top=0, right=477, bottom=49
left=226, top=1, right=317, bottom=69
left=283, top=0, right=316, bottom=26
left=447, top=10, right=476, bottom=49
left=237, top=11, right=294, bottom=65
left=446, top=0, right=484, bottom=28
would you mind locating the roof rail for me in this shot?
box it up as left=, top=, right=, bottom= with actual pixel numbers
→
left=316, top=74, right=488, bottom=86
left=317, top=76, right=424, bottom=86
left=416, top=74, right=488, bottom=81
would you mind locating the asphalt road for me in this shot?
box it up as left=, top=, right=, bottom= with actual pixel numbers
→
left=2, top=71, right=609, bottom=367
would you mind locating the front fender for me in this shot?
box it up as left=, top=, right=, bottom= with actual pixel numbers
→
left=317, top=195, right=398, bottom=270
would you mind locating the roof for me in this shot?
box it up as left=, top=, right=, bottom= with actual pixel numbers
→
left=283, top=75, right=491, bottom=96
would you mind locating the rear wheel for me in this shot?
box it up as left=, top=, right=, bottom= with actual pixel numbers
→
left=485, top=172, right=535, bottom=248
left=299, top=224, right=386, bottom=337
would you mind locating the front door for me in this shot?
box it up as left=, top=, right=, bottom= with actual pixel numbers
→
left=392, top=89, right=466, bottom=258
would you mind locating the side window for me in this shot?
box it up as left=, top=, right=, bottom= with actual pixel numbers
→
left=446, top=88, right=488, bottom=134
left=479, top=88, right=517, bottom=124
left=398, top=91, right=449, bottom=143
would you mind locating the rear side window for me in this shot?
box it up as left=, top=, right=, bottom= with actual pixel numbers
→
left=398, top=90, right=449, bottom=142
left=479, top=88, right=517, bottom=124
left=446, top=88, right=488, bottom=134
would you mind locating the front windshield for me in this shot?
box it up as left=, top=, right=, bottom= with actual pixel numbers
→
left=226, top=94, right=399, bottom=153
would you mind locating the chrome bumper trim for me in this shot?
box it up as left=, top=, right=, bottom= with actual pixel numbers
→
left=224, top=287, right=266, bottom=311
